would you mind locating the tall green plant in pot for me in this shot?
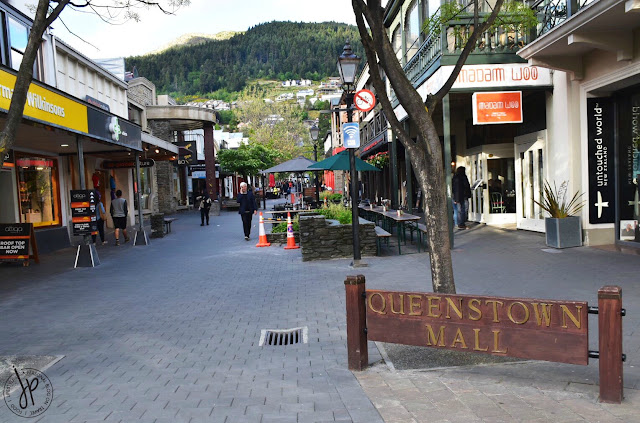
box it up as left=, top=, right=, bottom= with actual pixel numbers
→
left=534, top=181, right=585, bottom=248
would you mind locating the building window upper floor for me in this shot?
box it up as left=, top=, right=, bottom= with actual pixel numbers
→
left=0, top=3, right=49, bottom=82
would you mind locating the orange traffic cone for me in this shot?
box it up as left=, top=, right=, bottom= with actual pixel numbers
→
left=255, top=212, right=271, bottom=247
left=283, top=212, right=300, bottom=250
left=324, top=197, right=327, bottom=208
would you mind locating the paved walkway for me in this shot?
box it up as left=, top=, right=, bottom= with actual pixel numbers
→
left=0, top=203, right=639, bottom=422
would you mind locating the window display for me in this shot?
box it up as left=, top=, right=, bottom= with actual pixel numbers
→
left=16, top=157, right=60, bottom=227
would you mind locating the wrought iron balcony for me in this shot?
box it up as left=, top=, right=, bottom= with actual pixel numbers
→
left=533, top=0, right=596, bottom=36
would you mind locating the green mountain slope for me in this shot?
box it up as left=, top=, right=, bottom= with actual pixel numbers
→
left=126, top=21, right=363, bottom=95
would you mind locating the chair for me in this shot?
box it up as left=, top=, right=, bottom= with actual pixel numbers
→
left=491, top=192, right=506, bottom=213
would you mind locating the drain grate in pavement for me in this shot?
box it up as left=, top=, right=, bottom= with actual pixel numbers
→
left=260, top=327, right=308, bottom=346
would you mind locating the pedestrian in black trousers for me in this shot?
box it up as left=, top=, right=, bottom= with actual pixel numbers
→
left=196, top=191, right=212, bottom=226
left=237, top=182, right=257, bottom=240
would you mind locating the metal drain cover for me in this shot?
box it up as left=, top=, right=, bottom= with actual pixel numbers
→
left=260, top=327, right=308, bottom=346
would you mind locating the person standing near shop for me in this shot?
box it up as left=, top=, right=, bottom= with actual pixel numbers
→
left=92, top=191, right=107, bottom=245
left=196, top=191, right=212, bottom=226
left=110, top=189, right=129, bottom=245
left=452, top=166, right=471, bottom=229
left=237, top=182, right=257, bottom=240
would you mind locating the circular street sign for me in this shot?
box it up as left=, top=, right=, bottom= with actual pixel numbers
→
left=354, top=89, right=376, bottom=112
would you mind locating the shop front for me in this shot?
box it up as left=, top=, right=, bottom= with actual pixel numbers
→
left=0, top=65, right=143, bottom=253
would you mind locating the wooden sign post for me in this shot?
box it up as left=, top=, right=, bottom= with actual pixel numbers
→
left=345, top=275, right=625, bottom=403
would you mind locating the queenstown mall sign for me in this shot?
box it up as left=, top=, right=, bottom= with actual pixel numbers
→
left=344, top=276, right=626, bottom=403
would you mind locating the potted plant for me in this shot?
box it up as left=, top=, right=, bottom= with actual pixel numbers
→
left=535, top=181, right=585, bottom=248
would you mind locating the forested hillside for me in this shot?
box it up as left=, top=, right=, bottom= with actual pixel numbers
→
left=126, top=21, right=363, bottom=96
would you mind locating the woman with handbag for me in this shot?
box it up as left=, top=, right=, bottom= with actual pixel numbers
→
left=92, top=190, right=108, bottom=245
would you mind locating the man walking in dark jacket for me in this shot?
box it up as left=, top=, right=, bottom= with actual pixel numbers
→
left=237, top=182, right=257, bottom=240
left=452, top=167, right=471, bottom=229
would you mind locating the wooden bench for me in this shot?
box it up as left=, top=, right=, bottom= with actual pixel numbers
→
left=221, top=199, right=240, bottom=210
left=164, top=217, right=177, bottom=234
left=417, top=223, right=429, bottom=252
left=374, top=226, right=392, bottom=256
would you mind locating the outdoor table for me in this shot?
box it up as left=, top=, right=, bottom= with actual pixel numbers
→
left=358, top=205, right=384, bottom=226
left=378, top=210, right=420, bottom=255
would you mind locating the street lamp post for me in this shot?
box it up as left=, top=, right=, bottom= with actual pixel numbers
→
left=309, top=123, right=320, bottom=204
left=337, top=40, right=364, bottom=266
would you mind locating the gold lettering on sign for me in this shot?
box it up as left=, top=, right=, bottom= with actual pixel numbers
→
left=445, top=297, right=463, bottom=320
left=492, top=330, right=508, bottom=353
left=368, top=292, right=386, bottom=315
left=451, top=328, right=468, bottom=349
left=426, top=296, right=441, bottom=317
left=408, top=295, right=423, bottom=316
left=389, top=294, right=405, bottom=315
left=507, top=301, right=530, bottom=325
left=425, top=324, right=446, bottom=346
left=532, top=303, right=553, bottom=327
left=485, top=300, right=504, bottom=323
left=473, top=328, right=488, bottom=352
left=560, top=305, right=583, bottom=329
left=468, top=298, right=482, bottom=321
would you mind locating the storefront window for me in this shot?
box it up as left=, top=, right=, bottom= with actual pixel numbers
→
left=135, top=167, right=152, bottom=210
left=8, top=16, right=27, bottom=71
left=617, top=89, right=640, bottom=243
left=16, top=157, right=60, bottom=227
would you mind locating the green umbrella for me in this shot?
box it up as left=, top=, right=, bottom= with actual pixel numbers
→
left=307, top=150, right=381, bottom=172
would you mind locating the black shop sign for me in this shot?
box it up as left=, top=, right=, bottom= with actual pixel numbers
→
left=87, top=107, right=142, bottom=151
left=102, top=158, right=155, bottom=169
left=0, top=223, right=31, bottom=261
left=70, top=190, right=97, bottom=235
left=587, top=98, right=615, bottom=224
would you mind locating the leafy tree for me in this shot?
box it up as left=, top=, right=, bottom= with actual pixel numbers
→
left=351, top=0, right=534, bottom=293
left=234, top=99, right=312, bottom=161
left=0, top=0, right=189, bottom=167
left=217, top=143, right=280, bottom=180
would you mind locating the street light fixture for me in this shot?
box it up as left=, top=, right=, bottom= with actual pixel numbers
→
left=337, top=40, right=364, bottom=267
left=309, top=123, right=320, bottom=203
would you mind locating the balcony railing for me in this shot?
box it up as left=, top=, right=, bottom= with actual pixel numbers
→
left=360, top=111, right=388, bottom=149
left=533, top=0, right=596, bottom=36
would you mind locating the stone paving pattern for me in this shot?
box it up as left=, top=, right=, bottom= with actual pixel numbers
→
left=0, top=201, right=639, bottom=422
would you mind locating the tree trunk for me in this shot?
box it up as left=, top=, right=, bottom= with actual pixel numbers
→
left=0, top=0, right=69, bottom=167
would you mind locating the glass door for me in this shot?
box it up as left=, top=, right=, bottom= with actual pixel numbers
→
left=466, top=152, right=484, bottom=222
left=515, top=131, right=546, bottom=232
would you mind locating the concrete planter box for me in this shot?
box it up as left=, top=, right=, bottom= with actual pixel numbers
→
left=545, top=216, right=582, bottom=248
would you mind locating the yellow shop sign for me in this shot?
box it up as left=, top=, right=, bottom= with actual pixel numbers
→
left=0, top=68, right=88, bottom=133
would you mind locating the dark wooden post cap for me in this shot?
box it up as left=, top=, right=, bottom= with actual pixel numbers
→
left=598, top=286, right=622, bottom=299
left=344, top=275, right=366, bottom=285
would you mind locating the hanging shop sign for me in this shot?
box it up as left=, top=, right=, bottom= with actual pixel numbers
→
left=70, top=190, right=97, bottom=236
left=87, top=108, right=142, bottom=151
left=102, top=158, right=155, bottom=169
left=587, top=98, right=615, bottom=224
left=177, top=141, right=197, bottom=165
left=472, top=91, right=523, bottom=125
left=0, top=68, right=88, bottom=133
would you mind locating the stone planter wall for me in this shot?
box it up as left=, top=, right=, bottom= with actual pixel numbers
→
left=266, top=232, right=300, bottom=244
left=299, top=215, right=376, bottom=261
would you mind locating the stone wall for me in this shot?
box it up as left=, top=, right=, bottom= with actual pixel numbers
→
left=148, top=120, right=172, bottom=142
left=127, top=81, right=154, bottom=107
left=299, top=214, right=376, bottom=261
left=156, top=161, right=177, bottom=214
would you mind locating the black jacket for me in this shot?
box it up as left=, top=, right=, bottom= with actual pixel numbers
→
left=452, top=172, right=471, bottom=203
left=237, top=191, right=257, bottom=214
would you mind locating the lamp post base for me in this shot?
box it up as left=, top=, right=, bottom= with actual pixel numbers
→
left=350, top=259, right=368, bottom=268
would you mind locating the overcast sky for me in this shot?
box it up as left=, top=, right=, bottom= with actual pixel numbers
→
left=22, top=0, right=359, bottom=59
